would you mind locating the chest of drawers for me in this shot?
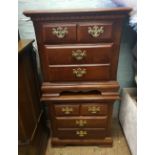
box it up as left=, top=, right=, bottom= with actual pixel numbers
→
left=24, top=1, right=131, bottom=146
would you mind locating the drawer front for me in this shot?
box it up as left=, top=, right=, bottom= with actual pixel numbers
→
left=77, top=22, right=113, bottom=43
left=42, top=23, right=76, bottom=43
left=56, top=128, right=106, bottom=139
left=44, top=44, right=113, bottom=65
left=56, top=116, right=107, bottom=128
left=54, top=104, right=79, bottom=116
left=81, top=104, right=108, bottom=116
left=48, top=65, right=110, bottom=82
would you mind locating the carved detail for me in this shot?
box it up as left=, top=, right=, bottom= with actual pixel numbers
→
left=30, top=14, right=125, bottom=21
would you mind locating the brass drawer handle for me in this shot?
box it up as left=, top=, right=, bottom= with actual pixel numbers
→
left=73, top=68, right=87, bottom=78
left=88, top=106, right=100, bottom=114
left=76, top=130, right=87, bottom=137
left=72, top=50, right=87, bottom=61
left=61, top=107, right=73, bottom=114
left=76, top=120, right=87, bottom=127
left=88, top=26, right=104, bottom=38
left=52, top=26, right=68, bottom=38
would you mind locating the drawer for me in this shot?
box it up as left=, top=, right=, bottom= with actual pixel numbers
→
left=56, top=116, right=107, bottom=128
left=44, top=43, right=113, bottom=65
left=48, top=65, right=110, bottom=82
left=54, top=104, right=79, bottom=116
left=77, top=22, right=113, bottom=43
left=81, top=103, right=108, bottom=116
left=42, top=23, right=76, bottom=43
left=56, top=128, right=106, bottom=139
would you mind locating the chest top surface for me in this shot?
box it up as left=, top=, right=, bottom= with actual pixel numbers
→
left=23, top=0, right=131, bottom=17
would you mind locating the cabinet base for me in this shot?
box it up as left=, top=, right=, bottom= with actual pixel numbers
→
left=51, top=137, right=113, bottom=147
left=41, top=81, right=119, bottom=97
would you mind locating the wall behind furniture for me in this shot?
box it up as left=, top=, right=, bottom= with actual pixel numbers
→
left=18, top=0, right=136, bottom=118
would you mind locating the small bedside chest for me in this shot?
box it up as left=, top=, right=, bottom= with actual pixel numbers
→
left=24, top=0, right=131, bottom=146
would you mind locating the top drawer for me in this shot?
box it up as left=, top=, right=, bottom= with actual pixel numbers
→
left=77, top=22, right=113, bottom=43
left=42, top=22, right=113, bottom=44
left=42, top=23, right=77, bottom=43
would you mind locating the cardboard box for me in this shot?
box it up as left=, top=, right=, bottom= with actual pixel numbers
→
left=119, top=88, right=137, bottom=155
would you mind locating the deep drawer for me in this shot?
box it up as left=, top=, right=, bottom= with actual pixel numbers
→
left=56, top=128, right=106, bottom=139
left=44, top=43, right=113, bottom=65
left=54, top=104, right=80, bottom=116
left=42, top=23, right=76, bottom=43
left=55, top=116, right=108, bottom=128
left=77, top=22, right=113, bottom=43
left=81, top=103, right=108, bottom=116
left=48, top=64, right=110, bottom=82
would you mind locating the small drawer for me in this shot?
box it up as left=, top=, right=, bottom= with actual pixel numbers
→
left=56, top=116, right=107, bottom=128
left=77, top=22, right=113, bottom=43
left=56, top=128, right=106, bottom=139
left=54, top=104, right=79, bottom=116
left=42, top=23, right=76, bottom=43
left=81, top=104, right=108, bottom=116
left=44, top=43, right=113, bottom=65
left=48, top=65, right=110, bottom=82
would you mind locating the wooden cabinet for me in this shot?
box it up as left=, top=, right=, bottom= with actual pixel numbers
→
left=24, top=0, right=131, bottom=146
left=18, top=40, right=48, bottom=155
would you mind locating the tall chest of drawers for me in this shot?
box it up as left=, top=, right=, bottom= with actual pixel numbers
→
left=24, top=0, right=131, bottom=146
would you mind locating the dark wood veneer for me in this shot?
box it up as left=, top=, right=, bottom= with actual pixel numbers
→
left=77, top=22, right=113, bottom=42
left=55, top=116, right=108, bottom=128
left=48, top=64, right=110, bottom=82
left=18, top=40, right=48, bottom=154
left=43, top=23, right=77, bottom=43
left=24, top=3, right=131, bottom=146
left=44, top=43, right=113, bottom=65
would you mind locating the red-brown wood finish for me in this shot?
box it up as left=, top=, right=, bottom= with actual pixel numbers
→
left=48, top=65, right=110, bottom=82
left=44, top=43, right=113, bottom=65
left=18, top=40, right=48, bottom=154
left=56, top=128, right=106, bottom=139
left=55, top=116, right=108, bottom=128
left=42, top=23, right=77, bottom=44
left=81, top=103, right=108, bottom=116
left=77, top=22, right=113, bottom=43
left=54, top=104, right=80, bottom=116
left=24, top=6, right=131, bottom=146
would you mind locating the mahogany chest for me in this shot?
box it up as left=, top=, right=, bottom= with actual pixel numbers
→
left=24, top=0, right=131, bottom=146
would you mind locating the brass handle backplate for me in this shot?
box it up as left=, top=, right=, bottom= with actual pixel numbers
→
left=88, top=25, right=104, bottom=38
left=73, top=68, right=87, bottom=78
left=61, top=107, right=73, bottom=114
left=72, top=49, right=87, bottom=61
left=88, top=106, right=100, bottom=114
left=76, top=120, right=87, bottom=127
left=52, top=26, right=68, bottom=38
left=76, top=130, right=87, bottom=137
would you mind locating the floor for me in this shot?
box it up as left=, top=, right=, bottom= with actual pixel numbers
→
left=45, top=119, right=131, bottom=155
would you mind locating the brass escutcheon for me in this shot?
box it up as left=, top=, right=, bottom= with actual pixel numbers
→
left=88, top=25, right=104, bottom=38
left=88, top=106, right=100, bottom=114
left=72, top=49, right=87, bottom=61
left=73, top=68, right=87, bottom=78
left=76, top=130, right=87, bottom=137
left=61, top=107, right=73, bottom=114
left=52, top=26, right=68, bottom=38
left=76, top=120, right=87, bottom=127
